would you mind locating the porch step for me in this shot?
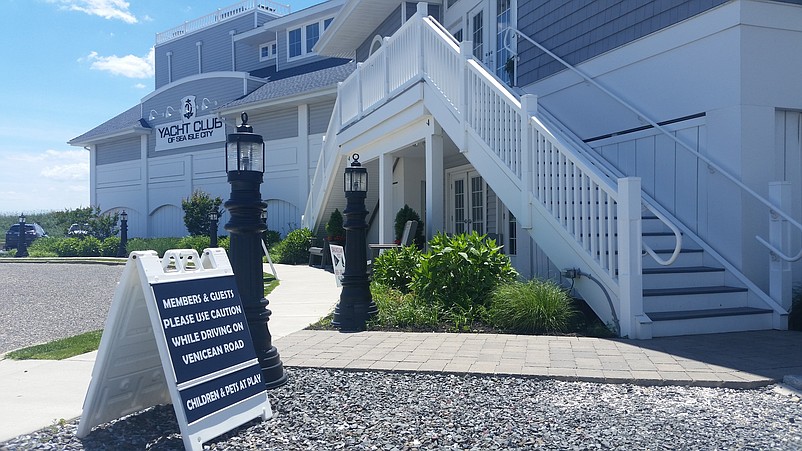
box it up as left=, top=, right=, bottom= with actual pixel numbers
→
left=648, top=307, right=775, bottom=337
left=642, top=248, right=704, bottom=268
left=643, top=285, right=747, bottom=297
left=647, top=306, right=773, bottom=321
left=642, top=266, right=725, bottom=290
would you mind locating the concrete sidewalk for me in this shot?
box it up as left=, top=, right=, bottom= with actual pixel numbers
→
left=0, top=262, right=800, bottom=443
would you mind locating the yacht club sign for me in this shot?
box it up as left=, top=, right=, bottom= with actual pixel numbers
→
left=155, top=96, right=225, bottom=151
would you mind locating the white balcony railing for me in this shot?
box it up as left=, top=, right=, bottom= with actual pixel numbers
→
left=156, top=0, right=290, bottom=45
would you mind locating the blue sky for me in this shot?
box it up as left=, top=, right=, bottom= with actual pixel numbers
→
left=0, top=0, right=321, bottom=214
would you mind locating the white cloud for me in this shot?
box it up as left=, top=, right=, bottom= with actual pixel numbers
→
left=0, top=149, right=89, bottom=213
left=133, top=83, right=146, bottom=89
left=47, top=0, right=138, bottom=24
left=85, top=47, right=155, bottom=79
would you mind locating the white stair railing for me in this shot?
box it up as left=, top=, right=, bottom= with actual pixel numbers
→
left=303, top=7, right=650, bottom=335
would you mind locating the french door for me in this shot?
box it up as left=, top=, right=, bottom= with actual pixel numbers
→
left=450, top=170, right=486, bottom=235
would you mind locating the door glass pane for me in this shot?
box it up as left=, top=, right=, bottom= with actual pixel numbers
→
left=306, top=22, right=320, bottom=53
left=454, top=179, right=465, bottom=234
left=496, top=0, right=512, bottom=83
left=471, top=175, right=484, bottom=235
left=508, top=212, right=517, bottom=255
left=472, top=11, right=484, bottom=60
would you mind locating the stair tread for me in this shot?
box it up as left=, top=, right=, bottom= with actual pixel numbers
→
left=650, top=248, right=703, bottom=254
left=643, top=285, right=747, bottom=296
left=648, top=307, right=774, bottom=321
left=642, top=266, right=724, bottom=275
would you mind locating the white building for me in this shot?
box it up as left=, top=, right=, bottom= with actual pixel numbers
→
left=75, top=0, right=802, bottom=338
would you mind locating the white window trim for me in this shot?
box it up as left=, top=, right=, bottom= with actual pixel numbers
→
left=259, top=41, right=277, bottom=62
left=286, top=17, right=333, bottom=62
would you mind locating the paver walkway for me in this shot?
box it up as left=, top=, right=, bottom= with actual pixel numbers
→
left=276, top=329, right=802, bottom=389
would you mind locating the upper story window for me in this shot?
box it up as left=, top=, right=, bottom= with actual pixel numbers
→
left=287, top=17, right=334, bottom=61
left=260, top=41, right=277, bottom=62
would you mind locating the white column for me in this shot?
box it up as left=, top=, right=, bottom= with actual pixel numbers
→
left=616, top=177, right=646, bottom=339
left=425, top=123, right=444, bottom=240
left=519, top=94, right=537, bottom=230
left=298, top=104, right=310, bottom=212
left=379, top=153, right=394, bottom=243
left=140, top=135, right=149, bottom=237
left=769, top=181, right=792, bottom=311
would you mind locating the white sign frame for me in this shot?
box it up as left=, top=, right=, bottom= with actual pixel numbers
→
left=77, top=248, right=271, bottom=451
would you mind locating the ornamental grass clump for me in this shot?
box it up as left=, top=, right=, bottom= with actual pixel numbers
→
left=489, top=280, right=575, bottom=334
left=369, top=283, right=440, bottom=330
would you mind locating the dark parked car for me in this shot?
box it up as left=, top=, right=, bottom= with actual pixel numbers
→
left=4, top=223, right=47, bottom=250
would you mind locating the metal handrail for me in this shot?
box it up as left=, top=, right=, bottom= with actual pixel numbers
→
left=506, top=27, right=802, bottom=262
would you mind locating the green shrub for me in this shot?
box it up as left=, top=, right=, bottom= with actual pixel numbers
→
left=325, top=209, right=345, bottom=242
left=178, top=235, right=211, bottom=255
left=489, top=280, right=575, bottom=334
left=271, top=228, right=313, bottom=264
left=101, top=237, right=121, bottom=257
left=126, top=237, right=183, bottom=257
left=27, top=237, right=60, bottom=257
left=264, top=230, right=281, bottom=248
left=371, top=245, right=422, bottom=293
left=182, top=190, right=222, bottom=236
left=78, top=236, right=102, bottom=257
left=56, top=238, right=81, bottom=257
left=410, top=232, right=517, bottom=311
left=369, top=283, right=440, bottom=329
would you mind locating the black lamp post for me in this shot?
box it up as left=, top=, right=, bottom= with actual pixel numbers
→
left=209, top=209, right=219, bottom=248
left=117, top=211, right=128, bottom=258
left=224, top=112, right=287, bottom=389
left=16, top=213, right=28, bottom=258
left=332, top=153, right=377, bottom=331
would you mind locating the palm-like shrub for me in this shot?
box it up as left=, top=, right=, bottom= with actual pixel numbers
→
left=489, top=280, right=575, bottom=334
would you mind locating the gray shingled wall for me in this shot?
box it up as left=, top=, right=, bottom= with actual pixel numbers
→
left=516, top=0, right=729, bottom=85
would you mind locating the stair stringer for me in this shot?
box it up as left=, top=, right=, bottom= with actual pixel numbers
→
left=422, top=89, right=628, bottom=336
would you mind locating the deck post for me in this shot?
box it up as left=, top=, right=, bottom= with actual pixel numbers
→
left=617, top=177, right=645, bottom=338
left=768, top=181, right=792, bottom=311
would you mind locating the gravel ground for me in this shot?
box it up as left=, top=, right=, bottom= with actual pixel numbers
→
left=1, top=368, right=800, bottom=450
left=0, top=263, right=124, bottom=354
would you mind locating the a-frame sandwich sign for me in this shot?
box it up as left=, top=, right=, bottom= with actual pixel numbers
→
left=77, top=248, right=272, bottom=450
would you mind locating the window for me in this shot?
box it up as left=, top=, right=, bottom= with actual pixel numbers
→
left=286, top=17, right=333, bottom=61
left=259, top=41, right=277, bottom=62
left=306, top=23, right=320, bottom=53
left=288, top=28, right=302, bottom=58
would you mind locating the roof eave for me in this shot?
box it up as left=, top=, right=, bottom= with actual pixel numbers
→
left=69, top=125, right=151, bottom=147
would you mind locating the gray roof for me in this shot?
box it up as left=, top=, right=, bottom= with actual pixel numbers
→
left=70, top=60, right=355, bottom=145
left=69, top=104, right=148, bottom=146
left=223, top=61, right=355, bottom=110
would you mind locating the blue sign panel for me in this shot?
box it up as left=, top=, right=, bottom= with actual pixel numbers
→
left=179, top=364, right=265, bottom=424
left=151, top=276, right=258, bottom=384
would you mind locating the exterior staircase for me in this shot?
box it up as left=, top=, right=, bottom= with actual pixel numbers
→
left=303, top=5, right=788, bottom=338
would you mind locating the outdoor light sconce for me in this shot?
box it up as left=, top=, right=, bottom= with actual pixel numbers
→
left=226, top=112, right=264, bottom=173
left=343, top=153, right=368, bottom=193
left=200, top=98, right=216, bottom=111
left=148, top=110, right=158, bottom=121
left=165, top=106, right=176, bottom=118
left=332, top=153, right=377, bottom=331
